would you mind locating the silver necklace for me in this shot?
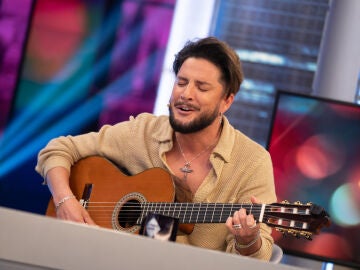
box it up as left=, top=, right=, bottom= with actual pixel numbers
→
left=175, top=133, right=216, bottom=180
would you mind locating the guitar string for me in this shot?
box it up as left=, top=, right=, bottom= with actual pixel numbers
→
left=80, top=202, right=308, bottom=214
left=83, top=202, right=303, bottom=209
left=80, top=203, right=311, bottom=216
left=84, top=216, right=312, bottom=230
left=81, top=210, right=302, bottom=220
left=82, top=203, right=307, bottom=213
left=84, top=201, right=308, bottom=207
left=81, top=203, right=311, bottom=226
left=82, top=206, right=309, bottom=217
left=79, top=213, right=307, bottom=231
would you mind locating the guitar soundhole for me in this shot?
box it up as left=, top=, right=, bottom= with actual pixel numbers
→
left=112, top=192, right=146, bottom=233
left=118, top=199, right=141, bottom=228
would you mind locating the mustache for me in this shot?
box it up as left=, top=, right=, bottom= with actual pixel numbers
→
left=173, top=101, right=199, bottom=111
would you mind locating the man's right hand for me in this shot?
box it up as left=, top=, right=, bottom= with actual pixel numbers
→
left=55, top=196, right=96, bottom=225
left=46, top=166, right=96, bottom=225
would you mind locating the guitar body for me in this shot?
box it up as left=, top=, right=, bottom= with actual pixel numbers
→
left=46, top=156, right=175, bottom=232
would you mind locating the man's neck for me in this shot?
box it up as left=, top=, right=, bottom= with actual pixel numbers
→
left=175, top=122, right=222, bottom=153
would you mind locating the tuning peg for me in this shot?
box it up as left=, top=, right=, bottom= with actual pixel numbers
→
left=276, top=228, right=287, bottom=237
left=276, top=228, right=313, bottom=241
left=301, top=232, right=313, bottom=240
left=294, top=201, right=302, bottom=205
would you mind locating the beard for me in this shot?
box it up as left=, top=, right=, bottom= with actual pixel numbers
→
left=169, top=105, right=220, bottom=134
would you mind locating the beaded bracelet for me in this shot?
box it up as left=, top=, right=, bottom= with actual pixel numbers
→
left=234, top=231, right=260, bottom=250
left=55, top=195, right=76, bottom=210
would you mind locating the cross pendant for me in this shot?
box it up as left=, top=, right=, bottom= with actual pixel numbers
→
left=180, top=162, right=193, bottom=180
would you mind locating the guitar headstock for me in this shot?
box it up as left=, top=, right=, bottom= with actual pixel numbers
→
left=264, top=201, right=331, bottom=240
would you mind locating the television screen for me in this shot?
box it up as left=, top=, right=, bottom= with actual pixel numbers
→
left=267, top=90, right=360, bottom=268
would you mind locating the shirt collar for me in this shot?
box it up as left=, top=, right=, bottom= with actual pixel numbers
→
left=213, top=116, right=235, bottom=163
left=151, top=115, right=173, bottom=144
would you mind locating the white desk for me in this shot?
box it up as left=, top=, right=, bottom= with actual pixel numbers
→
left=0, top=207, right=307, bottom=270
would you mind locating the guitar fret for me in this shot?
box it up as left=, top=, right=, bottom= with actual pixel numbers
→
left=197, top=204, right=207, bottom=223
left=155, top=202, right=159, bottom=215
left=160, top=202, right=163, bottom=215
left=177, top=203, right=181, bottom=219
left=182, top=203, right=188, bottom=223
left=158, top=202, right=163, bottom=215
left=223, top=203, right=232, bottom=222
left=149, top=202, right=154, bottom=214
left=189, top=203, right=194, bottom=223
left=168, top=202, right=171, bottom=216
left=187, top=203, right=191, bottom=223
left=164, top=202, right=168, bottom=216
left=211, top=203, right=215, bottom=223
left=155, top=202, right=159, bottom=214
left=165, top=202, right=169, bottom=216
left=139, top=203, right=146, bottom=224
left=172, top=202, right=176, bottom=218
left=195, top=203, right=200, bottom=223
left=203, top=203, right=208, bottom=223
left=219, top=203, right=224, bottom=222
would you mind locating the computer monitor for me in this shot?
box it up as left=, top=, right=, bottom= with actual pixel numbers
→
left=266, top=90, right=360, bottom=268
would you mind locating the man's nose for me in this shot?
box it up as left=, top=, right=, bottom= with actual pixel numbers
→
left=180, top=83, right=195, bottom=99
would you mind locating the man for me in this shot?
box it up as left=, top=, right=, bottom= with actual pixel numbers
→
left=36, top=37, right=277, bottom=260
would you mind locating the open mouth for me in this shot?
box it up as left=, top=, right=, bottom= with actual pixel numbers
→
left=178, top=106, right=192, bottom=112
left=175, top=102, right=197, bottom=112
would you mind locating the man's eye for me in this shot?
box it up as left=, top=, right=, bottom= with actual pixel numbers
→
left=177, top=81, right=187, bottom=86
left=197, top=85, right=210, bottom=92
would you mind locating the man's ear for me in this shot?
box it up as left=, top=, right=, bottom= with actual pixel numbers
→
left=221, top=93, right=234, bottom=114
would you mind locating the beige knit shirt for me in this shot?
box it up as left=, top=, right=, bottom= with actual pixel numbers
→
left=36, top=113, right=277, bottom=260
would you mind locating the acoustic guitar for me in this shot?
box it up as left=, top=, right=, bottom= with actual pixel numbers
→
left=46, top=156, right=330, bottom=239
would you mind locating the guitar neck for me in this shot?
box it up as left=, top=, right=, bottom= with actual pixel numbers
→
left=141, top=202, right=267, bottom=224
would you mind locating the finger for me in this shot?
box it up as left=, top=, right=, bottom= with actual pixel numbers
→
left=80, top=208, right=96, bottom=225
left=226, top=216, right=235, bottom=231
left=83, top=214, right=96, bottom=225
left=226, top=216, right=239, bottom=234
left=246, top=214, right=255, bottom=227
left=250, top=195, right=260, bottom=204
left=226, top=216, right=233, bottom=227
left=233, top=210, right=241, bottom=220
left=238, top=208, right=247, bottom=220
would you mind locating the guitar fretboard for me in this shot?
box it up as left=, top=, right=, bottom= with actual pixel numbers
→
left=138, top=202, right=267, bottom=224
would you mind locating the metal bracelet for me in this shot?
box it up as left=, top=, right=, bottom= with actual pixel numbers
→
left=55, top=195, right=76, bottom=210
left=234, top=231, right=260, bottom=250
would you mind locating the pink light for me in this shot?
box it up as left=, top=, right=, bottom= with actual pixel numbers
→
left=295, top=134, right=345, bottom=180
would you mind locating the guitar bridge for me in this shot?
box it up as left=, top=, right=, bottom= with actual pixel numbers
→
left=80, top=183, right=93, bottom=209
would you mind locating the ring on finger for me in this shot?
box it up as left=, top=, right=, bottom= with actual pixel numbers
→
left=232, top=224, right=242, bottom=230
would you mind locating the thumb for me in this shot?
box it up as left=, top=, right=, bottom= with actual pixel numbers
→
left=250, top=196, right=261, bottom=204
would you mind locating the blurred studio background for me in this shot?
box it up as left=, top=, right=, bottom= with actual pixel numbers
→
left=0, top=0, right=359, bottom=269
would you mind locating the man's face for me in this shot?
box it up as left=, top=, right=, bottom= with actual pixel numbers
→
left=169, top=57, right=232, bottom=133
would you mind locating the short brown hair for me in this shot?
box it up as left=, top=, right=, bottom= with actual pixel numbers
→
left=173, top=37, right=244, bottom=98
